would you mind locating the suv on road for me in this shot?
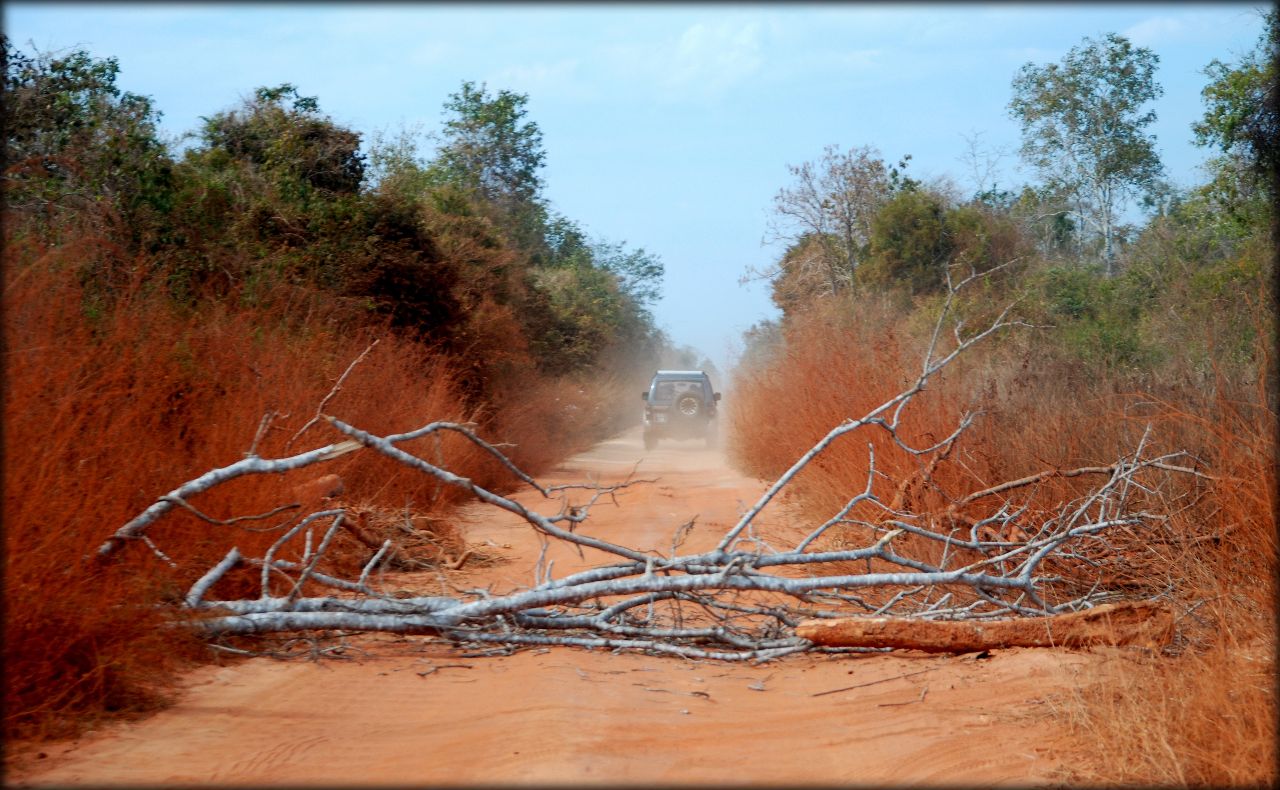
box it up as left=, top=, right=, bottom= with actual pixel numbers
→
left=641, top=370, right=721, bottom=450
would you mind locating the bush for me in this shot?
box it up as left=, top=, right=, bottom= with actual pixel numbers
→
left=859, top=190, right=952, bottom=294
left=1, top=237, right=611, bottom=739
left=729, top=271, right=1275, bottom=786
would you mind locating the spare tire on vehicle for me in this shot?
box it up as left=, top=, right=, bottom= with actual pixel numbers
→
left=675, top=393, right=702, bottom=417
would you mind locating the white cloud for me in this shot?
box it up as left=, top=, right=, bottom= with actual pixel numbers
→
left=1123, top=15, right=1189, bottom=47
left=664, top=20, right=764, bottom=94
left=603, top=19, right=767, bottom=102
left=487, top=58, right=585, bottom=98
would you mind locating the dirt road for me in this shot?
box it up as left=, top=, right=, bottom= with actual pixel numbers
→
left=11, top=428, right=1096, bottom=786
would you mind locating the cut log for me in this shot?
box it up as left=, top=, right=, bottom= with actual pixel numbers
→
left=796, top=601, right=1174, bottom=652
left=292, top=473, right=345, bottom=504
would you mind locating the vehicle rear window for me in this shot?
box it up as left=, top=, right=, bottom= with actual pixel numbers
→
left=653, top=380, right=701, bottom=400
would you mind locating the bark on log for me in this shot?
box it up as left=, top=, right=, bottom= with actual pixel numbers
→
left=796, top=601, right=1174, bottom=652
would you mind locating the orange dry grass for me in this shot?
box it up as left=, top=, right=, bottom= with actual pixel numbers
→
left=2, top=241, right=574, bottom=739
left=1059, top=626, right=1274, bottom=786
left=730, top=299, right=959, bottom=513
left=1062, top=363, right=1276, bottom=786
left=729, top=296, right=1275, bottom=785
left=727, top=299, right=1117, bottom=539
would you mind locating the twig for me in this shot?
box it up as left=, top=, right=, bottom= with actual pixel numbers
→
left=416, top=663, right=473, bottom=677
left=877, top=685, right=929, bottom=707
left=812, top=667, right=942, bottom=697
left=285, top=339, right=379, bottom=450
left=161, top=496, right=300, bottom=528
left=247, top=410, right=282, bottom=457
left=135, top=535, right=177, bottom=568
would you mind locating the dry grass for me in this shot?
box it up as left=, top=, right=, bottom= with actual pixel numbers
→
left=2, top=236, right=607, bottom=740
left=729, top=297, right=962, bottom=511
left=727, top=297, right=1142, bottom=534
left=1060, top=612, right=1274, bottom=786
left=1060, top=359, right=1276, bottom=786
left=728, top=293, right=1276, bottom=786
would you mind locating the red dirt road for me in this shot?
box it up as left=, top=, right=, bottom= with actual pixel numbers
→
left=9, top=429, right=1099, bottom=786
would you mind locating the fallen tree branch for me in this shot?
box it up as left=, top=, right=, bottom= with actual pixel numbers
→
left=811, top=667, right=941, bottom=697
left=797, top=601, right=1175, bottom=652
left=108, top=262, right=1204, bottom=663
left=285, top=339, right=379, bottom=450
left=947, top=455, right=1209, bottom=515
left=95, top=441, right=363, bottom=558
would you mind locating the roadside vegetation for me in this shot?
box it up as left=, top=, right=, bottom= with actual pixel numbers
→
left=1, top=37, right=699, bottom=740
left=731, top=19, right=1275, bottom=785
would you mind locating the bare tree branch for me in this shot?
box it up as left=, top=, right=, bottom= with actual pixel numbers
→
left=112, top=265, right=1203, bottom=661
left=96, top=441, right=363, bottom=558
left=283, top=337, right=380, bottom=451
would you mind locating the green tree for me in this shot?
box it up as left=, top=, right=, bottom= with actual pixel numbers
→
left=1009, top=33, right=1164, bottom=275
left=432, top=81, right=547, bottom=248
left=526, top=213, right=662, bottom=372
left=854, top=187, right=1032, bottom=296
left=860, top=189, right=952, bottom=294
left=946, top=201, right=1031, bottom=276
left=1009, top=184, right=1080, bottom=260
left=172, top=84, right=371, bottom=294
left=738, top=319, right=783, bottom=371
left=528, top=263, right=626, bottom=374
left=364, top=122, right=434, bottom=199
left=590, top=238, right=664, bottom=310
left=765, top=145, right=903, bottom=296
left=1193, top=9, right=1277, bottom=203
left=197, top=83, right=365, bottom=200
left=3, top=37, right=173, bottom=239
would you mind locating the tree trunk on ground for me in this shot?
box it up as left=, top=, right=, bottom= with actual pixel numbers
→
left=796, top=601, right=1174, bottom=653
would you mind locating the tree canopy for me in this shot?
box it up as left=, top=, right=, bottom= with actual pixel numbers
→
left=198, top=83, right=366, bottom=198
left=1193, top=10, right=1278, bottom=201
left=764, top=145, right=917, bottom=303
left=2, top=36, right=172, bottom=234
left=1009, top=33, right=1164, bottom=274
left=433, top=81, right=546, bottom=209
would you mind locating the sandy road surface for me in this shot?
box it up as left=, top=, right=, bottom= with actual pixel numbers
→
left=10, top=428, right=1097, bottom=786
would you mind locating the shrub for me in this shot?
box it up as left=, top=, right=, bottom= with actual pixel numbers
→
left=729, top=273, right=1274, bottom=786
left=1, top=236, right=601, bottom=739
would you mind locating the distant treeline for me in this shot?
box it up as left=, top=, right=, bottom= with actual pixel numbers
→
left=740, top=20, right=1276, bottom=380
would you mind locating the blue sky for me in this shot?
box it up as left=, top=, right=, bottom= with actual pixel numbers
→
left=6, top=2, right=1269, bottom=371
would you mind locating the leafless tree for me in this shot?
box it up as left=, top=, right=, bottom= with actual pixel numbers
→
left=957, top=130, right=1011, bottom=199
left=751, top=145, right=894, bottom=304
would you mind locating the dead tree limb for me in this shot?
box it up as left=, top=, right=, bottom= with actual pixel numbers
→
left=797, top=601, right=1175, bottom=652
left=95, top=441, right=362, bottom=558
left=113, top=263, right=1204, bottom=661
left=285, top=339, right=379, bottom=450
